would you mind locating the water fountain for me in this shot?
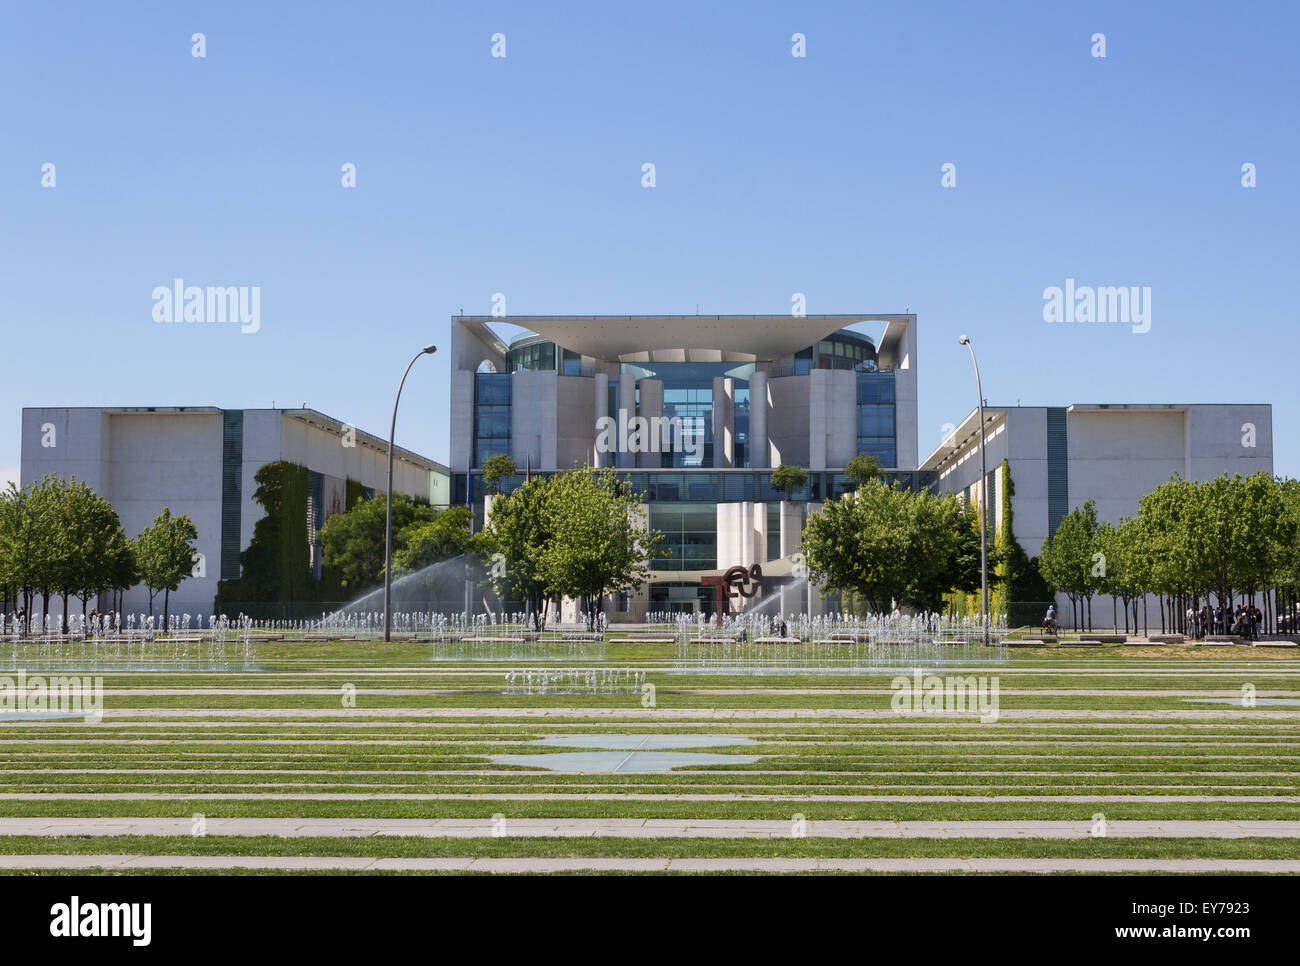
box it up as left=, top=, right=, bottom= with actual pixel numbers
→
left=658, top=610, right=1007, bottom=673
left=1, top=612, right=256, bottom=671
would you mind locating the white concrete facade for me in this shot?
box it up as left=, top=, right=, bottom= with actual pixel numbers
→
left=449, top=314, right=917, bottom=620
left=450, top=314, right=919, bottom=475
left=921, top=403, right=1274, bottom=626
left=20, top=407, right=447, bottom=616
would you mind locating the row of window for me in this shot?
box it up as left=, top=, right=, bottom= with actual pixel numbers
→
left=473, top=370, right=900, bottom=472
left=449, top=469, right=936, bottom=506
left=474, top=373, right=511, bottom=468
left=506, top=342, right=582, bottom=375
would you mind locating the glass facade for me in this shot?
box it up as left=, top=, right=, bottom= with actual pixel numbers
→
left=451, top=469, right=934, bottom=506
left=506, top=340, right=556, bottom=373
left=856, top=371, right=897, bottom=468
left=793, top=330, right=879, bottom=373
left=473, top=373, right=511, bottom=467
left=506, top=337, right=583, bottom=376
left=622, top=360, right=754, bottom=468
left=659, top=384, right=712, bottom=467
left=648, top=503, right=717, bottom=571
left=220, top=409, right=243, bottom=581
left=648, top=581, right=715, bottom=614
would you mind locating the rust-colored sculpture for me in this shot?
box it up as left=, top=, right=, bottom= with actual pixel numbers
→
left=700, top=564, right=796, bottom=625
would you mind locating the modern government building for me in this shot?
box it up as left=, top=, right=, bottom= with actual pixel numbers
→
left=20, top=313, right=1274, bottom=624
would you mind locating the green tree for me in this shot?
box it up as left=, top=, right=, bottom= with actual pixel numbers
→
left=535, top=467, right=664, bottom=615
left=317, top=490, right=438, bottom=597
left=214, top=462, right=318, bottom=613
left=62, top=482, right=127, bottom=623
left=770, top=464, right=808, bottom=498
left=392, top=505, right=477, bottom=574
left=481, top=454, right=519, bottom=495
left=1038, top=499, right=1100, bottom=630
left=0, top=481, right=56, bottom=632
left=134, top=507, right=199, bottom=629
left=100, top=526, right=139, bottom=617
left=992, top=460, right=1053, bottom=626
left=802, top=480, right=977, bottom=614
left=483, top=474, right=555, bottom=626
left=844, top=453, right=883, bottom=486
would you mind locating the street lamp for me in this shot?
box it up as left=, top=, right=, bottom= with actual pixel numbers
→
left=384, top=344, right=437, bottom=642
left=958, top=334, right=990, bottom=644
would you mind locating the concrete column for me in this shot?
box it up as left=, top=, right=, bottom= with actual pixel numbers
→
left=716, top=503, right=737, bottom=569
left=809, top=369, right=828, bottom=470
left=749, top=371, right=768, bottom=469
left=593, top=372, right=608, bottom=468
left=753, top=501, right=768, bottom=565
left=619, top=372, right=636, bottom=469
left=739, top=501, right=754, bottom=569
left=779, top=501, right=802, bottom=616
left=779, top=501, right=802, bottom=557
left=712, top=376, right=734, bottom=468
left=638, top=378, right=663, bottom=468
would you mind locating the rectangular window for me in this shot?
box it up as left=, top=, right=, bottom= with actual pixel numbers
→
left=856, top=372, right=895, bottom=404
left=722, top=473, right=750, bottom=502
left=473, top=373, right=511, bottom=469
left=220, top=410, right=243, bottom=581
left=855, top=439, right=896, bottom=468
left=649, top=502, right=717, bottom=571
left=856, top=404, right=895, bottom=438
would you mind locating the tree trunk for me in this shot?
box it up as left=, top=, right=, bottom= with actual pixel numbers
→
left=163, top=588, right=170, bottom=631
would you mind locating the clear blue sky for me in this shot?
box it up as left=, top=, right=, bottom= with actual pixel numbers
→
left=2, top=0, right=1296, bottom=484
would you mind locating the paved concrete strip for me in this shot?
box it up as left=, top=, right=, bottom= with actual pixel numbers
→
left=1, top=818, right=1297, bottom=839
left=79, top=708, right=1300, bottom=720
left=6, top=719, right=1298, bottom=730
left=0, top=792, right=1294, bottom=802
left=4, top=739, right=1294, bottom=753
left=59, top=688, right=1300, bottom=698
left=0, top=767, right=1295, bottom=778
left=0, top=854, right=1297, bottom=873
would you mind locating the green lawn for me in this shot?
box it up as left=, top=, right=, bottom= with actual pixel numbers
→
left=0, top=640, right=1296, bottom=872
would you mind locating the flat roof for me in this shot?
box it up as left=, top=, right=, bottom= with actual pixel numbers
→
left=454, top=314, right=912, bottom=362
left=920, top=402, right=1273, bottom=472
left=23, top=406, right=447, bottom=473
left=920, top=407, right=1006, bottom=473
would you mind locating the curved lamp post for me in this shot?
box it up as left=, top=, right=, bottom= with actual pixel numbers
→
left=958, top=334, right=990, bottom=644
left=384, top=344, right=437, bottom=642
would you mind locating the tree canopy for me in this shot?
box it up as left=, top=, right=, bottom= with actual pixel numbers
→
left=483, top=466, right=664, bottom=625
left=844, top=453, right=884, bottom=486
left=134, top=507, right=199, bottom=628
left=770, top=464, right=807, bottom=497
left=317, top=490, right=440, bottom=597
left=801, top=479, right=980, bottom=613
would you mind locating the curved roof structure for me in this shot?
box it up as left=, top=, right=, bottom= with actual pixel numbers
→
left=456, top=314, right=904, bottom=362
